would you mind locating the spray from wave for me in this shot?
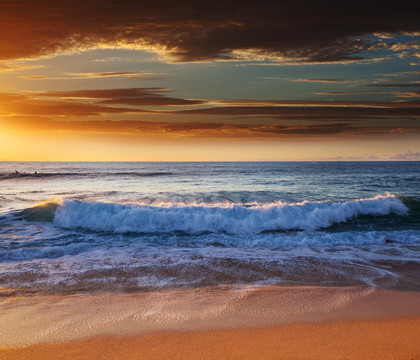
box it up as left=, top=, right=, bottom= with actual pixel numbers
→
left=40, top=193, right=408, bottom=234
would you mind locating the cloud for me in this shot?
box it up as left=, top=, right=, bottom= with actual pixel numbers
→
left=216, top=99, right=420, bottom=108
left=287, top=78, right=354, bottom=83
left=0, top=0, right=419, bottom=63
left=20, top=72, right=164, bottom=80
left=394, top=91, right=420, bottom=98
left=3, top=87, right=420, bottom=121
left=0, top=91, right=153, bottom=116
left=359, top=83, right=420, bottom=88
left=0, top=61, right=44, bottom=72
left=389, top=150, right=420, bottom=160
left=4, top=116, right=419, bottom=139
left=89, top=72, right=140, bottom=78
left=307, top=154, right=382, bottom=161
left=19, top=75, right=48, bottom=80
left=389, top=42, right=420, bottom=52
left=315, top=90, right=420, bottom=98
left=315, top=91, right=390, bottom=95
left=1, top=88, right=419, bottom=139
left=379, top=71, right=420, bottom=77
left=173, top=105, right=420, bottom=118
left=39, top=88, right=205, bottom=106
left=304, top=151, right=420, bottom=161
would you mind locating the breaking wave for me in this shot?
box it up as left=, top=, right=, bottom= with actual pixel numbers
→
left=44, top=193, right=409, bottom=234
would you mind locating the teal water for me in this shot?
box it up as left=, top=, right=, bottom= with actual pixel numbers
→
left=0, top=161, right=419, bottom=294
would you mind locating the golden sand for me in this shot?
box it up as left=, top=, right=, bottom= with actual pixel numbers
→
left=1, top=286, right=419, bottom=359
left=1, top=318, right=419, bottom=360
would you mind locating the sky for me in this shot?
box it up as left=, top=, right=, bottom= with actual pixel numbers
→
left=0, top=0, right=419, bottom=161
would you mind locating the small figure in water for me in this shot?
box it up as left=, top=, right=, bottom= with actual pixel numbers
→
left=34, top=171, right=38, bottom=175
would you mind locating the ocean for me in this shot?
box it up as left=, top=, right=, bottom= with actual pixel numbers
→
left=1, top=161, right=419, bottom=295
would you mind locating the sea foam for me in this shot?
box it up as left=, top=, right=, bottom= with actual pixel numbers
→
left=53, top=193, right=408, bottom=234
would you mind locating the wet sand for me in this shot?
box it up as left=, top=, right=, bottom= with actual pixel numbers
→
left=1, top=286, right=419, bottom=359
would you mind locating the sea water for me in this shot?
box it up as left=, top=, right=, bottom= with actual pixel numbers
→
left=0, top=161, right=419, bottom=294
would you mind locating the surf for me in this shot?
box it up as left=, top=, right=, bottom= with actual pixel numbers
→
left=35, top=193, right=408, bottom=235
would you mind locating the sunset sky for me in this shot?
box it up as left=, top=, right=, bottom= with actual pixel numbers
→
left=0, top=0, right=419, bottom=161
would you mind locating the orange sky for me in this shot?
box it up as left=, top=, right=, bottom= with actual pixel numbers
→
left=0, top=0, right=419, bottom=160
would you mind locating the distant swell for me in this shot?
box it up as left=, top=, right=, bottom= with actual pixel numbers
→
left=0, top=171, right=174, bottom=180
left=52, top=193, right=408, bottom=234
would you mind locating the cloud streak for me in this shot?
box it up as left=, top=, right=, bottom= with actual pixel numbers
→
left=288, top=78, right=355, bottom=83
left=0, top=92, right=152, bottom=116
left=316, top=90, right=420, bottom=98
left=173, top=105, right=420, bottom=117
left=4, top=116, right=419, bottom=139
left=1, top=87, right=419, bottom=119
left=359, top=83, right=420, bottom=88
left=20, top=72, right=164, bottom=81
left=1, top=88, right=419, bottom=140
left=38, top=88, right=204, bottom=106
left=390, top=150, right=420, bottom=160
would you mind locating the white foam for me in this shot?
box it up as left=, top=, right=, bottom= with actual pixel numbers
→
left=54, top=193, right=408, bottom=234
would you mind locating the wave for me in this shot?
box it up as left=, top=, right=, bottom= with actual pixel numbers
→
left=16, top=201, right=59, bottom=222
left=0, top=171, right=174, bottom=180
left=42, top=193, right=409, bottom=234
left=0, top=172, right=74, bottom=180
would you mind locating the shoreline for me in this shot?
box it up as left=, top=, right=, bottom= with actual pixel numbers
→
left=1, top=285, right=420, bottom=348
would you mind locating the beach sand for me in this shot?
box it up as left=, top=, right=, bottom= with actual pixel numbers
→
left=1, top=286, right=419, bottom=359
left=1, top=318, right=419, bottom=360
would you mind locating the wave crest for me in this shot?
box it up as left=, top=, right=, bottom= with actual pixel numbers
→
left=53, top=193, right=408, bottom=234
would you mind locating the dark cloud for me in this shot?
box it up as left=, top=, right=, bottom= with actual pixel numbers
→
left=252, top=123, right=355, bottom=135
left=159, top=122, right=225, bottom=132
left=0, top=91, right=152, bottom=116
left=93, top=72, right=138, bottom=77
left=20, top=72, right=164, bottom=80
left=360, top=83, right=420, bottom=88
left=173, top=105, right=420, bottom=117
left=1, top=88, right=419, bottom=139
left=20, top=75, right=48, bottom=80
left=2, top=88, right=419, bottom=122
left=39, top=88, right=204, bottom=106
left=316, top=90, right=420, bottom=98
left=4, top=116, right=418, bottom=139
left=289, top=79, right=353, bottom=83
left=99, top=97, right=203, bottom=106
left=379, top=71, right=420, bottom=77
left=0, top=0, right=419, bottom=62
left=396, top=91, right=420, bottom=98
left=261, top=38, right=374, bottom=64
left=216, top=99, right=420, bottom=108
left=39, top=88, right=167, bottom=98
left=315, top=91, right=390, bottom=95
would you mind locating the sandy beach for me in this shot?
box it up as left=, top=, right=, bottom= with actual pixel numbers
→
left=2, top=318, right=419, bottom=360
left=1, top=285, right=419, bottom=359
